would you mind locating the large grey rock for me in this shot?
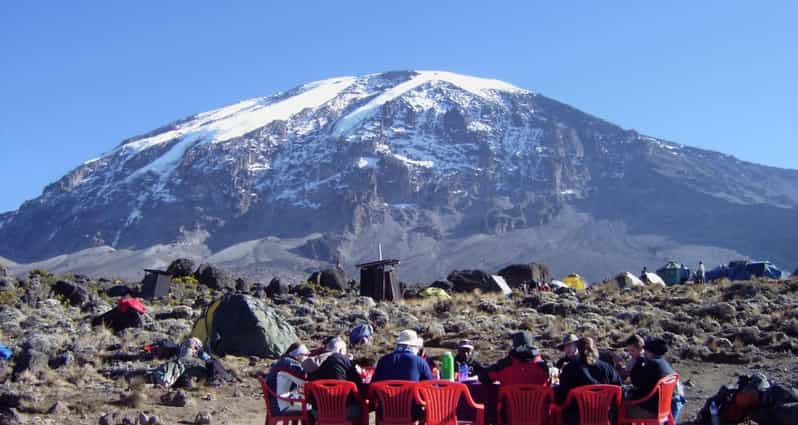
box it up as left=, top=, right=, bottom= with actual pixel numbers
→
left=307, top=267, right=347, bottom=291
left=497, top=263, right=550, bottom=288
left=265, top=278, right=289, bottom=298
left=696, top=302, right=737, bottom=321
left=166, top=258, right=196, bottom=278
left=446, top=270, right=495, bottom=293
left=194, top=264, right=234, bottom=290
left=50, top=280, right=89, bottom=306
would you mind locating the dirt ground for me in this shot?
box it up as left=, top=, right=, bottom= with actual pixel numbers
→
left=12, top=356, right=798, bottom=425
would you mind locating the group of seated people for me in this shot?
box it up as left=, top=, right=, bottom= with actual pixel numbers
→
left=264, top=328, right=684, bottom=424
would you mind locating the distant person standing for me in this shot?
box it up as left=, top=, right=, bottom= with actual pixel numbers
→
left=640, top=266, right=648, bottom=280
left=697, top=261, right=706, bottom=284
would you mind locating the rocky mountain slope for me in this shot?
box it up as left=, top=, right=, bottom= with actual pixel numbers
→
left=2, top=70, right=796, bottom=281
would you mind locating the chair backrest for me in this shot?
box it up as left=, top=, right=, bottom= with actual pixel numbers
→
left=656, top=374, right=679, bottom=419
left=369, top=380, right=417, bottom=424
left=305, top=380, right=357, bottom=423
left=498, top=385, right=553, bottom=425
left=258, top=376, right=272, bottom=404
left=415, top=380, right=467, bottom=425
left=258, top=376, right=277, bottom=412
left=569, top=385, right=621, bottom=425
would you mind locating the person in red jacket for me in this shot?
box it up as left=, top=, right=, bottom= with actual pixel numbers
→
left=478, top=331, right=549, bottom=385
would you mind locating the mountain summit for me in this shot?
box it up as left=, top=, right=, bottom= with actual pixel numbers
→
left=2, top=70, right=796, bottom=281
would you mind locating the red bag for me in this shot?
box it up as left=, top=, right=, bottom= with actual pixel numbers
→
left=118, top=297, right=147, bottom=314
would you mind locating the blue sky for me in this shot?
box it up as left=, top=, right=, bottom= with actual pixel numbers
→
left=1, top=1, right=796, bottom=213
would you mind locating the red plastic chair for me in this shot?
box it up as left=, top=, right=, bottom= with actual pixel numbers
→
left=257, top=376, right=310, bottom=425
left=619, top=374, right=679, bottom=425
left=305, top=379, right=367, bottom=425
left=497, top=384, right=555, bottom=425
left=368, top=380, right=418, bottom=425
left=552, top=385, right=621, bottom=425
left=415, top=380, right=485, bottom=425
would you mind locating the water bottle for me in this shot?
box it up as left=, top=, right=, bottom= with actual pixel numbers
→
left=458, top=363, right=470, bottom=382
left=709, top=400, right=720, bottom=425
left=441, top=352, right=454, bottom=381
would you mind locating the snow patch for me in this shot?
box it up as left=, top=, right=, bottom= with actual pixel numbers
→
left=127, top=129, right=214, bottom=181
left=334, top=71, right=525, bottom=136
left=391, top=153, right=434, bottom=168
left=390, top=203, right=416, bottom=209
left=118, top=76, right=356, bottom=155
left=356, top=157, right=377, bottom=168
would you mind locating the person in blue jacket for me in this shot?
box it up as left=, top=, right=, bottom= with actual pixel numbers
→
left=372, top=329, right=433, bottom=382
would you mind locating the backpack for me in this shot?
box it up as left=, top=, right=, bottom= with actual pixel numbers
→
left=349, top=324, right=374, bottom=345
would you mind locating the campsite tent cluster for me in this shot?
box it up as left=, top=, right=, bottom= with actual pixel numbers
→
left=84, top=255, right=787, bottom=359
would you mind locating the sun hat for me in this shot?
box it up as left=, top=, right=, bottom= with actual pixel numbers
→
left=556, top=334, right=580, bottom=349
left=396, top=329, right=424, bottom=347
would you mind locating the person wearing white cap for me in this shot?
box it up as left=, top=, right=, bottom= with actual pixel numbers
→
left=372, top=329, right=434, bottom=382
left=265, top=342, right=311, bottom=414
left=455, top=339, right=484, bottom=377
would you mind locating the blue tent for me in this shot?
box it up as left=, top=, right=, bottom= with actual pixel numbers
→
left=706, top=260, right=783, bottom=281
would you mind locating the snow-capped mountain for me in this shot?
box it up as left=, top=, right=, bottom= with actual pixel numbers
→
left=2, top=70, right=797, bottom=281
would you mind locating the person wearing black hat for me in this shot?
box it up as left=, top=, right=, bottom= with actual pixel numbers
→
left=478, top=331, right=549, bottom=386
left=555, top=333, right=581, bottom=369
left=625, top=337, right=677, bottom=418
left=556, top=337, right=622, bottom=425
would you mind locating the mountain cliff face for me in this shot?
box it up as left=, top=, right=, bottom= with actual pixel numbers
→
left=2, top=70, right=796, bottom=280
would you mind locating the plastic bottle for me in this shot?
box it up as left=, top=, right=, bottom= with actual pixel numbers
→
left=441, top=352, right=454, bottom=381
left=709, top=400, right=720, bottom=425
left=458, top=363, right=470, bottom=382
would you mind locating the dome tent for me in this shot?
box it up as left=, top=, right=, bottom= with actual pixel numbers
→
left=190, top=294, right=297, bottom=358
left=656, top=261, right=691, bottom=286
left=615, top=272, right=645, bottom=289
left=642, top=272, right=666, bottom=286
left=561, top=274, right=587, bottom=292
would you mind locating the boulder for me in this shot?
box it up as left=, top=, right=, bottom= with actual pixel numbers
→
left=51, top=280, right=89, bottom=306
left=265, top=278, right=289, bottom=298
left=446, top=270, right=495, bottom=293
left=497, top=263, right=550, bottom=288
left=166, top=258, right=196, bottom=278
left=235, top=278, right=251, bottom=293
left=194, top=264, right=235, bottom=290
left=478, top=301, right=499, bottom=314
left=697, top=302, right=737, bottom=321
left=0, top=277, right=15, bottom=292
left=368, top=309, right=389, bottom=327
left=154, top=306, right=193, bottom=321
left=307, top=267, right=347, bottom=291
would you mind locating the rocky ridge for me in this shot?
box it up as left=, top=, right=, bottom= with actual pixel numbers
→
left=1, top=261, right=797, bottom=424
